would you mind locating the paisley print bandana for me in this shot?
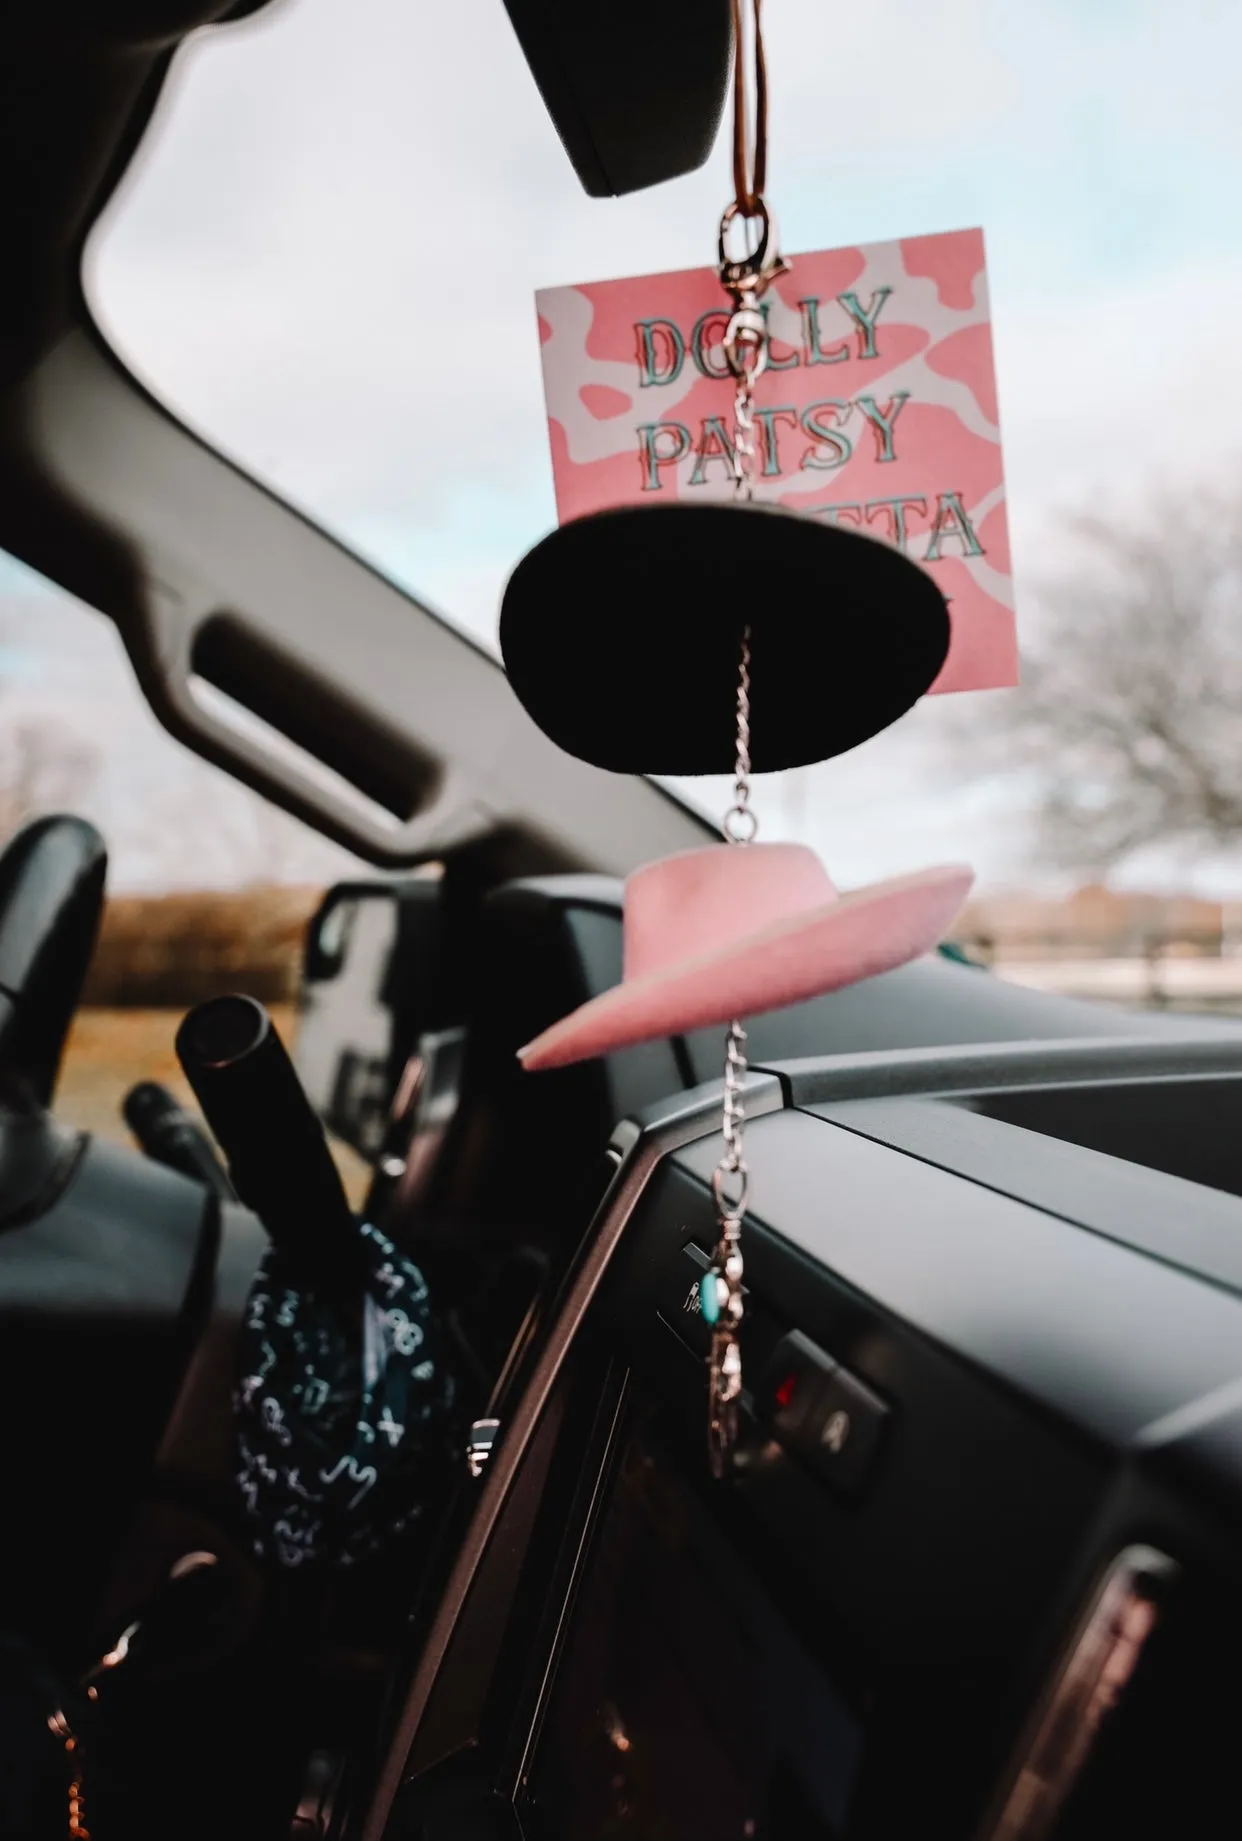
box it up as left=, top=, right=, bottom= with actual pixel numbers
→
left=235, top=1222, right=458, bottom=1569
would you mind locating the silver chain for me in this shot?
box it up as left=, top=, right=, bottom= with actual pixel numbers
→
left=730, top=353, right=760, bottom=503
left=722, top=630, right=757, bottom=844
left=706, top=35, right=787, bottom=1470
left=707, top=627, right=756, bottom=1478
left=723, top=297, right=766, bottom=506
left=706, top=230, right=771, bottom=1480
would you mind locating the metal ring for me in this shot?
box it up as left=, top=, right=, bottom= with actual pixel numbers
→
left=712, top=1160, right=750, bottom=1221
left=724, top=306, right=768, bottom=383
left=723, top=804, right=759, bottom=844
left=718, top=197, right=774, bottom=292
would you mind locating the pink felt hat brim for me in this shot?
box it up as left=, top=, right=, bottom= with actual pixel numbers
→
left=519, top=863, right=974, bottom=1071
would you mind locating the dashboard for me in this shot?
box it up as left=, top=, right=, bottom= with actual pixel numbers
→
left=7, top=850, right=1242, bottom=1841
left=360, top=1032, right=1242, bottom=1841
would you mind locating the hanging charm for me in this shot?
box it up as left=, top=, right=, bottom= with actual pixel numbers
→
left=703, top=0, right=779, bottom=1478
left=502, top=0, right=975, bottom=1479
left=500, top=0, right=956, bottom=779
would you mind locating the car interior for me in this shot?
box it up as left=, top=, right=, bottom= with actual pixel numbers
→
left=3, top=4, right=1242, bottom=1839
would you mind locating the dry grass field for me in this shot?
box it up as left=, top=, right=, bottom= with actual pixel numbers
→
left=57, top=1004, right=297, bottom=1140
left=58, top=1002, right=372, bottom=1208
left=83, top=887, right=321, bottom=1008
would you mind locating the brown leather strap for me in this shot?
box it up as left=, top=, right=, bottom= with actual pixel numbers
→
left=730, top=0, right=768, bottom=212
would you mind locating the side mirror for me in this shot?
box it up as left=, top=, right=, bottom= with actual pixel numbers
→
left=296, top=878, right=447, bottom=1161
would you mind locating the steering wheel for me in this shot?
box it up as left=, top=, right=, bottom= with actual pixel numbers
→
left=0, top=815, right=233, bottom=1658
left=0, top=815, right=106, bottom=1245
left=0, top=813, right=106, bottom=1109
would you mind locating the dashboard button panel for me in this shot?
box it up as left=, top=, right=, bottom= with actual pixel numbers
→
left=802, top=1363, right=889, bottom=1494
left=758, top=1329, right=890, bottom=1496
left=757, top=1328, right=838, bottom=1443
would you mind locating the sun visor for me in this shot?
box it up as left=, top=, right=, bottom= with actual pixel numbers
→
left=502, top=0, right=732, bottom=197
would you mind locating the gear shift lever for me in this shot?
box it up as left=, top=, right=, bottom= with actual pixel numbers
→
left=176, top=994, right=458, bottom=1569
left=175, top=994, right=364, bottom=1293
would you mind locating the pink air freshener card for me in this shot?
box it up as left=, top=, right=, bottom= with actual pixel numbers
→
left=536, top=226, right=1015, bottom=694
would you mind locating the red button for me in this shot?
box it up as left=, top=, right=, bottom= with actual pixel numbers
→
left=759, top=1330, right=837, bottom=1442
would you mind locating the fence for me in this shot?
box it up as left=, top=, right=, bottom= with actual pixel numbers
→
left=954, top=927, right=1242, bottom=1013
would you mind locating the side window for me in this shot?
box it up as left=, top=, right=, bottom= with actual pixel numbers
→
left=0, top=553, right=369, bottom=1197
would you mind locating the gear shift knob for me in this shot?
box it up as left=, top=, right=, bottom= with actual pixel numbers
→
left=176, top=994, right=364, bottom=1293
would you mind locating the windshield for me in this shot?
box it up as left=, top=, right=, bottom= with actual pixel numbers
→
left=85, top=0, right=1242, bottom=1004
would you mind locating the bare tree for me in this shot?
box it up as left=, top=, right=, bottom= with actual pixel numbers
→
left=961, top=494, right=1242, bottom=871
left=239, top=792, right=325, bottom=887
left=0, top=702, right=100, bottom=842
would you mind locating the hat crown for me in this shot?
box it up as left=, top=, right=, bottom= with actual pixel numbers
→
left=623, top=843, right=838, bottom=984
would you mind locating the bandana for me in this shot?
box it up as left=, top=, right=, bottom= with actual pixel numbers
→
left=236, top=1222, right=458, bottom=1569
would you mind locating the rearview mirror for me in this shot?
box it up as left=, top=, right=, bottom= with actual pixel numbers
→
left=502, top=0, right=731, bottom=196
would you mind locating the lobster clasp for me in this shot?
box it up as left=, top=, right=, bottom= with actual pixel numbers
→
left=718, top=197, right=791, bottom=307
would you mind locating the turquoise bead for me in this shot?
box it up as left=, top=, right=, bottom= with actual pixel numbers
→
left=700, top=1270, right=721, bottom=1325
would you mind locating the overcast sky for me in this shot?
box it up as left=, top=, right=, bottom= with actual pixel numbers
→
left=6, top=0, right=1242, bottom=890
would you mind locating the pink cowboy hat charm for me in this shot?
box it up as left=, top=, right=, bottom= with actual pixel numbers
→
left=519, top=841, right=974, bottom=1072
